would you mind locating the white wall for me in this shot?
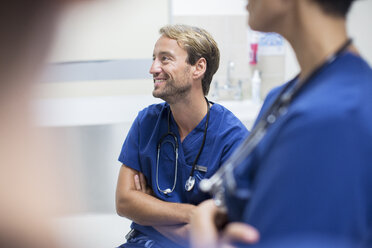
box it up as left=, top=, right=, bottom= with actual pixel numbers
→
left=348, top=0, right=372, bottom=65
left=284, top=0, right=372, bottom=82
left=49, top=0, right=169, bottom=62
left=172, top=0, right=246, bottom=16
left=38, top=0, right=169, bottom=99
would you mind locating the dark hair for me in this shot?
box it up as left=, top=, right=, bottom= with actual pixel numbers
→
left=312, top=0, right=356, bottom=17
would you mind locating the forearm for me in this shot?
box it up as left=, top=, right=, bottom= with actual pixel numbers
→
left=116, top=189, right=196, bottom=226
left=116, top=164, right=196, bottom=226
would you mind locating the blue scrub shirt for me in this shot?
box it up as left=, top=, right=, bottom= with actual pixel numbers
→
left=227, top=52, right=372, bottom=247
left=119, top=101, right=249, bottom=247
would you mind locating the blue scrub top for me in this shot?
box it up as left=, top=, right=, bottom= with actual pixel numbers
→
left=119, top=101, right=249, bottom=247
left=227, top=52, right=372, bottom=247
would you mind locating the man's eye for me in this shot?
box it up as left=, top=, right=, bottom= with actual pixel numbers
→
left=161, top=56, right=170, bottom=61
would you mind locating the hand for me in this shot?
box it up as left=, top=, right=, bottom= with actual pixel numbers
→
left=190, top=199, right=259, bottom=248
left=219, top=222, right=260, bottom=248
left=134, top=172, right=154, bottom=196
left=154, top=224, right=190, bottom=245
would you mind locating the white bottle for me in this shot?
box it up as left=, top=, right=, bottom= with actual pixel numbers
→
left=251, top=69, right=261, bottom=104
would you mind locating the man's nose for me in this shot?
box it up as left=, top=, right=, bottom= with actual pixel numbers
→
left=149, top=59, right=161, bottom=75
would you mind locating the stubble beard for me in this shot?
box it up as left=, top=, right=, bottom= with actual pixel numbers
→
left=152, top=79, right=191, bottom=104
left=152, top=68, right=192, bottom=104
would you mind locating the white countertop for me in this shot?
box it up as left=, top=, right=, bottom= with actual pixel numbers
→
left=33, top=95, right=261, bottom=127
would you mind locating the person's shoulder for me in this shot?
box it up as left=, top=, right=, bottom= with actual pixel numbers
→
left=253, top=80, right=293, bottom=126
left=209, top=102, right=240, bottom=123
left=137, top=102, right=167, bottom=123
left=342, top=52, right=372, bottom=72
left=267, top=83, right=287, bottom=98
left=263, top=81, right=293, bottom=107
left=298, top=53, right=372, bottom=115
left=346, top=53, right=372, bottom=86
left=329, top=52, right=372, bottom=85
left=209, top=102, right=249, bottom=133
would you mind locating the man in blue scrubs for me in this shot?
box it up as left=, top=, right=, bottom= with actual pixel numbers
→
left=116, top=24, right=249, bottom=248
left=191, top=0, right=372, bottom=247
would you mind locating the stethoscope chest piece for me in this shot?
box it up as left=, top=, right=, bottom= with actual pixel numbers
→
left=185, top=176, right=196, bottom=191
left=163, top=188, right=172, bottom=195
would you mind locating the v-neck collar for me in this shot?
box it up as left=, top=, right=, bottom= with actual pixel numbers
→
left=165, top=103, right=213, bottom=165
left=167, top=104, right=212, bottom=146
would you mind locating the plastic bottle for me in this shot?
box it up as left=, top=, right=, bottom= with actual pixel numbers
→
left=251, top=69, right=261, bottom=104
left=249, top=31, right=259, bottom=65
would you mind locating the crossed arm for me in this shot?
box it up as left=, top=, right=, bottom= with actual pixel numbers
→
left=115, top=164, right=195, bottom=243
left=116, top=164, right=259, bottom=246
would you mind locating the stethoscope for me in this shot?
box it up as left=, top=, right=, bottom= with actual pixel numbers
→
left=156, top=98, right=210, bottom=195
left=200, top=38, right=353, bottom=208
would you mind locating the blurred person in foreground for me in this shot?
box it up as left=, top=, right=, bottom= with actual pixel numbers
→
left=0, top=1, right=85, bottom=247
left=190, top=0, right=372, bottom=247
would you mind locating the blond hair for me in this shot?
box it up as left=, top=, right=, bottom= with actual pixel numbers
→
left=160, top=24, right=220, bottom=95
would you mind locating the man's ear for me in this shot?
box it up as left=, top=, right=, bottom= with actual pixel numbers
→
left=192, top=57, right=207, bottom=80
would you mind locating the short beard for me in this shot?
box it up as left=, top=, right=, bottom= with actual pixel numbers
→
left=153, top=79, right=191, bottom=104
left=152, top=66, right=192, bottom=104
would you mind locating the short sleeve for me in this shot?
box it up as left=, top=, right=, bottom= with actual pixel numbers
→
left=219, top=123, right=249, bottom=166
left=118, top=114, right=141, bottom=171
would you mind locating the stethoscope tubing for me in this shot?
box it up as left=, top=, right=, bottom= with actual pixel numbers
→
left=156, top=97, right=210, bottom=195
